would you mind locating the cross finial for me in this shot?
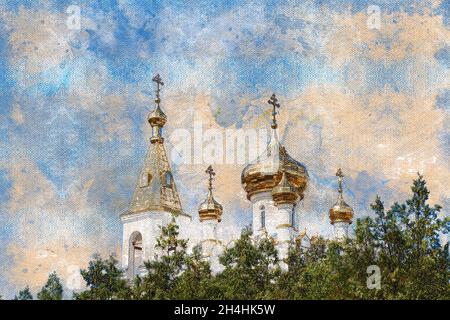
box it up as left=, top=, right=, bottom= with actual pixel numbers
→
left=152, top=74, right=164, bottom=105
left=336, top=168, right=344, bottom=196
left=268, top=93, right=280, bottom=129
left=206, top=165, right=215, bottom=192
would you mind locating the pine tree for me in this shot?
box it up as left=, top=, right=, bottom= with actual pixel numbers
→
left=396, top=174, right=449, bottom=299
left=14, top=286, right=33, bottom=300
left=171, top=245, right=217, bottom=299
left=135, top=217, right=188, bottom=299
left=74, top=254, right=131, bottom=300
left=216, top=228, right=279, bottom=299
left=37, top=272, right=63, bottom=300
left=349, top=174, right=449, bottom=299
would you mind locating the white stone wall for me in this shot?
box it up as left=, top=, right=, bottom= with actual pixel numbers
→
left=201, top=219, right=218, bottom=241
left=200, top=239, right=225, bottom=274
left=121, top=211, right=191, bottom=275
left=250, top=191, right=277, bottom=237
left=249, top=192, right=298, bottom=242
left=333, top=221, right=350, bottom=240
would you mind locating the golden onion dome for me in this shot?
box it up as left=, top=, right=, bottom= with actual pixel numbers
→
left=272, top=169, right=299, bottom=206
left=329, top=168, right=354, bottom=224
left=241, top=129, right=308, bottom=200
left=329, top=198, right=354, bottom=224
left=198, top=165, right=223, bottom=222
left=198, top=191, right=223, bottom=222
left=147, top=74, right=167, bottom=128
left=242, top=94, right=308, bottom=200
left=147, top=105, right=167, bottom=127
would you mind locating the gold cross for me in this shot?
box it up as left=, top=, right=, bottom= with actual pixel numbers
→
left=336, top=168, right=344, bottom=195
left=152, top=74, right=164, bottom=105
left=206, top=165, right=215, bottom=191
left=267, top=93, right=280, bottom=129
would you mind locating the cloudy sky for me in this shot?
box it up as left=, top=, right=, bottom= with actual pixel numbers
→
left=0, top=0, right=448, bottom=297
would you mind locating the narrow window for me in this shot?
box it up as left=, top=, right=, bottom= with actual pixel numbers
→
left=260, top=205, right=266, bottom=229
left=164, top=172, right=173, bottom=187
left=129, top=232, right=143, bottom=278
left=290, top=207, right=296, bottom=227
left=140, top=172, right=152, bottom=187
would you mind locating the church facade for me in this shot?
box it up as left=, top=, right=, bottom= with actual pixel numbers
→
left=120, top=75, right=354, bottom=277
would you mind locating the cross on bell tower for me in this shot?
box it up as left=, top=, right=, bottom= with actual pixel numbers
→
left=268, top=93, right=281, bottom=129
left=152, top=73, right=164, bottom=106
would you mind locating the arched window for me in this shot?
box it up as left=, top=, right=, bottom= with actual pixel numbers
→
left=290, top=207, right=296, bottom=227
left=128, top=232, right=143, bottom=278
left=164, top=172, right=173, bottom=187
left=260, top=205, right=266, bottom=229
left=140, top=172, right=152, bottom=188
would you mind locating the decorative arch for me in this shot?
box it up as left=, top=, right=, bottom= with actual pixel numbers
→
left=128, top=231, right=143, bottom=278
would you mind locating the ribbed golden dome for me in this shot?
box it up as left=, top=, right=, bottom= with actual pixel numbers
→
left=242, top=94, right=308, bottom=200
left=272, top=169, right=299, bottom=205
left=329, top=168, right=354, bottom=224
left=198, top=165, right=223, bottom=222
left=198, top=191, right=223, bottom=222
left=241, top=131, right=308, bottom=200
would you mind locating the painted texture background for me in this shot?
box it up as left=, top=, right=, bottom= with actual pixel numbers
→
left=0, top=0, right=448, bottom=297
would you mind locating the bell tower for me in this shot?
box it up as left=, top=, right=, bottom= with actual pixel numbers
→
left=120, top=74, right=191, bottom=278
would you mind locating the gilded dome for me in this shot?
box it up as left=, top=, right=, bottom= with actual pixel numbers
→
left=329, top=198, right=354, bottom=224
left=272, top=169, right=300, bottom=205
left=198, top=190, right=223, bottom=222
left=148, top=74, right=167, bottom=128
left=329, top=168, right=354, bottom=224
left=147, top=105, right=167, bottom=127
left=241, top=129, right=308, bottom=200
left=198, top=165, right=223, bottom=222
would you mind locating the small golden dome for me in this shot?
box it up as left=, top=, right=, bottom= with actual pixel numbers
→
left=329, top=199, right=354, bottom=224
left=198, top=191, right=223, bottom=222
left=198, top=165, right=223, bottom=222
left=329, top=168, right=354, bottom=224
left=272, top=169, right=299, bottom=205
left=147, top=105, right=167, bottom=127
left=148, top=74, right=167, bottom=128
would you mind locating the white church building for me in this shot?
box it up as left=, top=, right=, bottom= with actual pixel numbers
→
left=120, top=74, right=354, bottom=277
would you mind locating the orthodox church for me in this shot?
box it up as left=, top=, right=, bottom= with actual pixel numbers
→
left=120, top=75, right=354, bottom=277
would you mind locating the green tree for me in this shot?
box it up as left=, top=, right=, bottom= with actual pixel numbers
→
left=394, top=174, right=449, bottom=299
left=134, top=217, right=188, bottom=299
left=171, top=245, right=219, bottom=299
left=348, top=174, right=449, bottom=299
left=74, top=254, right=131, bottom=300
left=37, top=272, right=63, bottom=300
left=14, top=286, right=33, bottom=300
left=216, top=229, right=279, bottom=299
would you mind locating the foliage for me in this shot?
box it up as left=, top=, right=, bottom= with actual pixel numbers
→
left=14, top=286, right=33, bottom=300
left=37, top=272, right=63, bottom=300
left=133, top=217, right=188, bottom=299
left=27, top=175, right=449, bottom=300
left=216, top=228, right=280, bottom=299
left=73, top=254, right=131, bottom=300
